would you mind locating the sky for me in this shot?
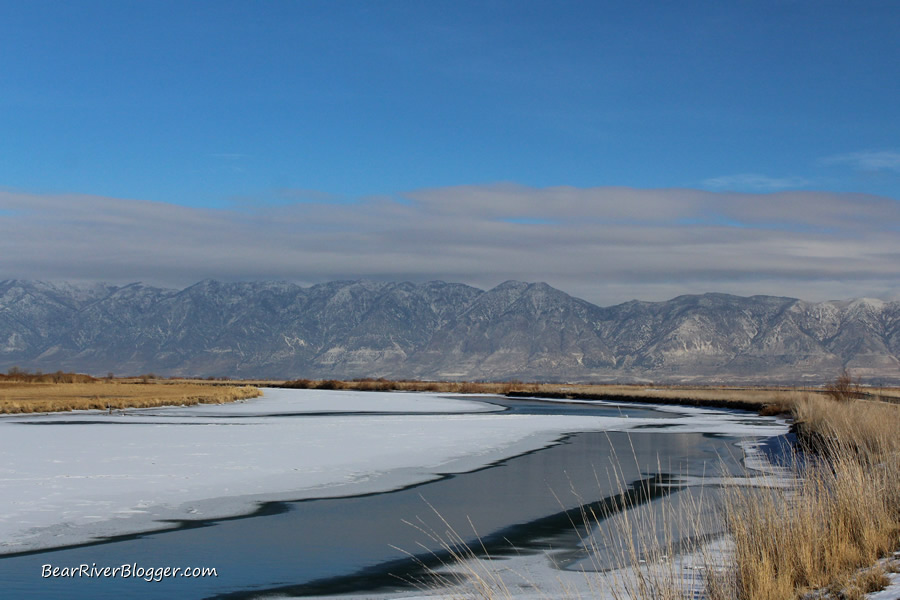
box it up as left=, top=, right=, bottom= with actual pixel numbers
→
left=1, top=1, right=899, bottom=305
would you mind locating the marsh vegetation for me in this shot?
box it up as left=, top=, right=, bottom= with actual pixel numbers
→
left=0, top=374, right=260, bottom=413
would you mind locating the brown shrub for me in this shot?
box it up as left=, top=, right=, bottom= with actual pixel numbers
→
left=282, top=378, right=313, bottom=389
left=315, top=379, right=344, bottom=390
left=826, top=369, right=864, bottom=403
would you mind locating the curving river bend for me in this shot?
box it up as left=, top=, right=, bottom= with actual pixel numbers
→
left=0, top=390, right=789, bottom=599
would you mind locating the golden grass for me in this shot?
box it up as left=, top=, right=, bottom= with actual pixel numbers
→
left=794, top=394, right=900, bottom=459
left=0, top=371, right=97, bottom=384
left=710, top=395, right=900, bottom=600
left=867, top=386, right=900, bottom=401
left=0, top=381, right=261, bottom=414
left=722, top=463, right=896, bottom=598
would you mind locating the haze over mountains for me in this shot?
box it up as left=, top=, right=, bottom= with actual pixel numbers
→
left=1, top=279, right=898, bottom=384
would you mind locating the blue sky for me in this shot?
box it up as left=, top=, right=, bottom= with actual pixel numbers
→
left=1, top=1, right=899, bottom=303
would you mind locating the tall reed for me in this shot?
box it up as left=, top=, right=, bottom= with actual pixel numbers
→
left=719, top=396, right=900, bottom=600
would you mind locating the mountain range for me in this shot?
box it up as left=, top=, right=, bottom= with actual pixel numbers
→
left=1, top=279, right=898, bottom=383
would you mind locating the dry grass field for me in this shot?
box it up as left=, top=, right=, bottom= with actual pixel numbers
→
left=0, top=379, right=261, bottom=414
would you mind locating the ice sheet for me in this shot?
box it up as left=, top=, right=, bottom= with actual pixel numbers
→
left=115, top=388, right=505, bottom=416
left=0, top=389, right=788, bottom=554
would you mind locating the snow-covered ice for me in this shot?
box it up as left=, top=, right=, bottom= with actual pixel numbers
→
left=0, top=388, right=788, bottom=555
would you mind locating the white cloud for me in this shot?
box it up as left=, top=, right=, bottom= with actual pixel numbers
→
left=702, top=173, right=810, bottom=191
left=820, top=150, right=900, bottom=173
left=1, top=185, right=898, bottom=305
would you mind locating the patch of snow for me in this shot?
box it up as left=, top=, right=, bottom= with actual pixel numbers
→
left=868, top=552, right=900, bottom=600
left=869, top=573, right=900, bottom=599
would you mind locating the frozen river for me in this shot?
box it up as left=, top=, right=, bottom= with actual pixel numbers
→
left=0, top=388, right=789, bottom=599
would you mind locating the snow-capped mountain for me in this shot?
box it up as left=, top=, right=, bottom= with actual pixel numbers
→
left=1, top=279, right=898, bottom=383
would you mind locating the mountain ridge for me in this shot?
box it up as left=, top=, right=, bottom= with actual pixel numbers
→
left=1, top=279, right=898, bottom=383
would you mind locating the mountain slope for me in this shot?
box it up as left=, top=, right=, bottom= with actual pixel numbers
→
left=1, top=279, right=897, bottom=383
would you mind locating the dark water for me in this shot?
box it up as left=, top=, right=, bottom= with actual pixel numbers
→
left=0, top=397, right=768, bottom=599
